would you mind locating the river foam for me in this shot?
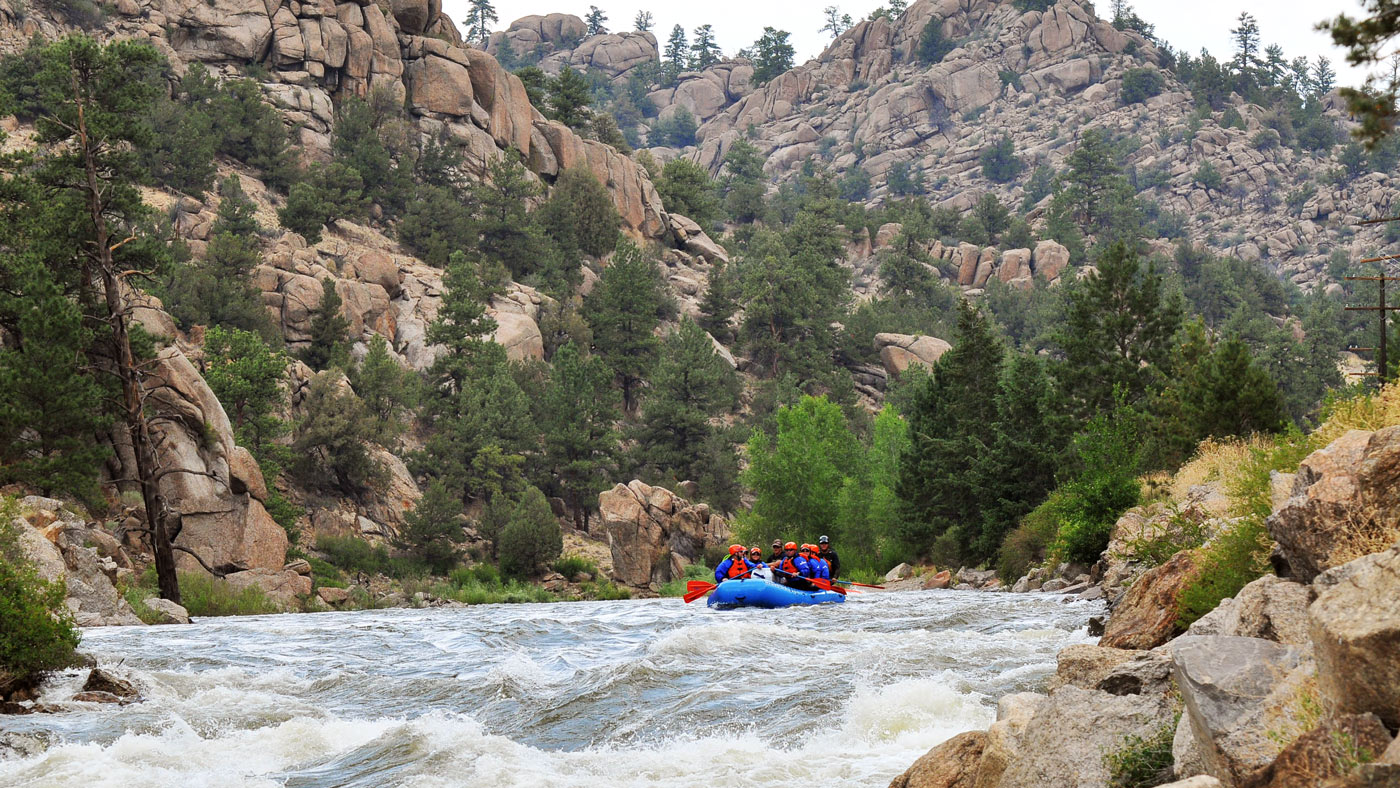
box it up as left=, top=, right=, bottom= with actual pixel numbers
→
left=0, top=590, right=1099, bottom=787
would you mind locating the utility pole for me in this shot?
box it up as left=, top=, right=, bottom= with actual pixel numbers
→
left=1344, top=253, right=1400, bottom=383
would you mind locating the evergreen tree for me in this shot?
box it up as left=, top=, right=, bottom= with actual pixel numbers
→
left=975, top=354, right=1068, bottom=561
left=650, top=107, right=699, bottom=147
left=474, top=153, right=548, bottom=280
left=538, top=342, right=618, bottom=529
left=1311, top=56, right=1337, bottom=97
left=721, top=139, right=767, bottom=222
left=886, top=160, right=926, bottom=195
left=587, top=240, right=665, bottom=411
left=418, top=253, right=533, bottom=504
left=350, top=335, right=419, bottom=446
left=463, top=0, right=498, bottom=47
left=397, top=480, right=465, bottom=574
left=699, top=260, right=740, bottom=343
left=690, top=25, right=722, bottom=70
left=1230, top=12, right=1261, bottom=79
left=1053, top=243, right=1182, bottom=415
left=202, top=326, right=289, bottom=453
left=585, top=6, right=608, bottom=36
left=299, top=278, right=352, bottom=371
left=895, top=300, right=1004, bottom=559
left=751, top=28, right=795, bottom=84
left=0, top=266, right=109, bottom=504
left=292, top=372, right=384, bottom=494
left=537, top=167, right=620, bottom=259
left=656, top=158, right=720, bottom=227
left=980, top=134, right=1023, bottom=183
left=164, top=176, right=273, bottom=337
left=499, top=486, right=563, bottom=577
left=663, top=26, right=689, bottom=84
left=331, top=96, right=409, bottom=215
left=634, top=320, right=739, bottom=497
left=821, top=7, right=853, bottom=39
left=960, top=193, right=1011, bottom=246
left=634, top=11, right=653, bottom=32
left=548, top=67, right=593, bottom=129
left=919, top=18, right=955, bottom=63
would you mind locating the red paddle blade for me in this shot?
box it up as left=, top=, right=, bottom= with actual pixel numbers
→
left=686, top=581, right=713, bottom=592
left=682, top=586, right=713, bottom=603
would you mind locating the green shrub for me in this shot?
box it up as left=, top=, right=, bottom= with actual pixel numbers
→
left=1052, top=514, right=1117, bottom=566
left=450, top=563, right=502, bottom=587
left=1120, top=68, right=1164, bottom=104
left=178, top=572, right=281, bottom=617
left=553, top=555, right=599, bottom=581
left=0, top=517, right=81, bottom=689
left=1175, top=517, right=1272, bottom=627
left=1118, top=509, right=1210, bottom=568
left=316, top=535, right=390, bottom=576
left=918, top=18, right=955, bottom=63
left=1105, top=716, right=1178, bottom=788
left=584, top=581, right=631, bottom=600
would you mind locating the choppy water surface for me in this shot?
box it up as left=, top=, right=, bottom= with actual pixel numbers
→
left=1, top=589, right=1099, bottom=787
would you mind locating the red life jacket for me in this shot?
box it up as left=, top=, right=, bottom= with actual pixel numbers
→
left=726, top=559, right=750, bottom=579
left=779, top=556, right=799, bottom=575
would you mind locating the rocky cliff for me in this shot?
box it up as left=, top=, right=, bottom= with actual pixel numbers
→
left=888, top=405, right=1400, bottom=788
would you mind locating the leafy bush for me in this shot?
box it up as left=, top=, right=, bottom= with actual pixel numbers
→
left=553, top=555, right=598, bottom=581
left=1104, top=716, right=1178, bottom=788
left=178, top=572, right=281, bottom=617
left=316, top=535, right=391, bottom=576
left=450, top=563, right=502, bottom=587
left=918, top=18, right=955, bottom=63
left=1120, top=68, right=1164, bottom=105
left=1053, top=514, right=1118, bottom=566
left=0, top=515, right=80, bottom=689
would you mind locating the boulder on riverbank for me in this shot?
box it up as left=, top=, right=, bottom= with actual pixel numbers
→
left=1308, top=541, right=1400, bottom=730
left=1100, top=550, right=1198, bottom=649
left=887, top=730, right=985, bottom=788
left=598, top=481, right=727, bottom=592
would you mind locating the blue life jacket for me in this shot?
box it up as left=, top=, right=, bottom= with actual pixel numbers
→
left=810, top=557, right=830, bottom=580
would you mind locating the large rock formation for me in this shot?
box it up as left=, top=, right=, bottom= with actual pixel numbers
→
left=598, top=481, right=728, bottom=591
left=1308, top=542, right=1400, bottom=730
left=1267, top=427, right=1400, bottom=583
left=12, top=498, right=144, bottom=627
left=887, top=730, right=985, bottom=788
left=1100, top=549, right=1198, bottom=649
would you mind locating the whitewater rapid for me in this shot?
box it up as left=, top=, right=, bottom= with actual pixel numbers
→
left=0, top=589, right=1100, bottom=787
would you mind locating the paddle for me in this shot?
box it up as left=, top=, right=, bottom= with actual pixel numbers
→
left=769, top=567, right=845, bottom=595
left=682, top=561, right=769, bottom=603
left=832, top=579, right=886, bottom=590
left=682, top=584, right=714, bottom=603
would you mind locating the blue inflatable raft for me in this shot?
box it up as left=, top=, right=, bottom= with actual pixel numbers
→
left=706, top=577, right=846, bottom=609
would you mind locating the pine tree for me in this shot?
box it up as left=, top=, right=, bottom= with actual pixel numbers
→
left=820, top=7, right=852, bottom=39
left=656, top=158, right=720, bottom=228
left=0, top=265, right=110, bottom=504
left=165, top=176, right=273, bottom=337
left=548, top=66, right=593, bottom=129
left=397, top=479, right=465, bottom=574
left=980, top=133, right=1023, bottom=183
left=463, top=0, right=498, bottom=47
left=474, top=153, right=548, bottom=280
left=351, top=335, right=418, bottom=446
left=699, top=260, right=740, bottom=343
left=895, top=300, right=1004, bottom=559
left=300, top=278, right=352, bottom=371
left=1053, top=243, right=1182, bottom=415
left=634, top=320, right=739, bottom=494
left=634, top=11, right=653, bottom=32
left=1230, top=12, right=1260, bottom=88
left=751, top=28, right=795, bottom=84
left=663, top=26, right=689, bottom=84
left=585, top=6, right=608, bottom=36
left=587, top=239, right=666, bottom=412
left=291, top=372, right=384, bottom=494
left=537, top=167, right=620, bottom=258
left=690, top=25, right=722, bottom=70
left=1311, top=56, right=1337, bottom=97
left=721, top=139, right=767, bottom=222
left=538, top=342, right=618, bottom=529
left=499, top=487, right=563, bottom=577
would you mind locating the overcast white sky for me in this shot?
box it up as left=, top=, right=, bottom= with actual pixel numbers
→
left=440, top=0, right=1382, bottom=85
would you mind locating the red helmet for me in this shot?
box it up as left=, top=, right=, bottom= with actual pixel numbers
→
left=800, top=544, right=812, bottom=553
left=784, top=541, right=797, bottom=550
left=748, top=546, right=762, bottom=555
left=728, top=544, right=744, bottom=556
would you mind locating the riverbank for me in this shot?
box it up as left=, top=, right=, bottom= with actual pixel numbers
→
left=886, top=393, right=1400, bottom=788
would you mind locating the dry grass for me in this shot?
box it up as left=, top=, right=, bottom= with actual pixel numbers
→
left=1313, top=382, right=1400, bottom=446
left=1169, top=436, right=1275, bottom=503
left=1331, top=509, right=1400, bottom=568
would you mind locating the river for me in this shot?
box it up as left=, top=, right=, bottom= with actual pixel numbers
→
left=0, top=589, right=1099, bottom=787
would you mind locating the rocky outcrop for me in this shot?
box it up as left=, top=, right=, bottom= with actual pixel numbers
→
left=1100, top=550, right=1198, bottom=649
left=1185, top=575, right=1310, bottom=646
left=12, top=498, right=144, bottom=627
left=1244, top=713, right=1393, bottom=788
left=1170, top=636, right=1310, bottom=785
left=1267, top=427, right=1400, bottom=583
left=1045, top=644, right=1142, bottom=692
left=975, top=692, right=1044, bottom=788
left=887, top=730, right=985, bottom=788
left=1308, top=542, right=1400, bottom=730
left=598, top=481, right=728, bottom=591
left=222, top=567, right=313, bottom=610
left=875, top=332, right=952, bottom=375
left=996, top=685, right=1176, bottom=788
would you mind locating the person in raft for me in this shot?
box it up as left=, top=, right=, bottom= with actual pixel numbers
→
left=772, top=542, right=819, bottom=591
left=806, top=545, right=831, bottom=581
left=766, top=539, right=784, bottom=563
left=714, top=544, right=757, bottom=583
left=817, top=535, right=841, bottom=579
